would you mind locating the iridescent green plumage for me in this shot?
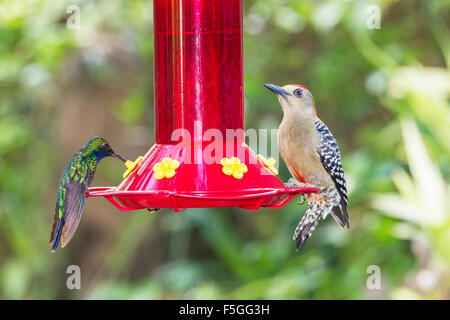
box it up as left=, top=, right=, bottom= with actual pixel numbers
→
left=50, top=137, right=125, bottom=252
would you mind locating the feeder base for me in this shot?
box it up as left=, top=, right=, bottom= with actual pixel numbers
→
left=87, top=186, right=318, bottom=212
left=86, top=142, right=320, bottom=212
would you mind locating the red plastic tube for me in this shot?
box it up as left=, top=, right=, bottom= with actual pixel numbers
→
left=153, top=0, right=244, bottom=143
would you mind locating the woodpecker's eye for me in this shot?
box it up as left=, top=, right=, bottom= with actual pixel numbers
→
left=293, top=89, right=303, bottom=98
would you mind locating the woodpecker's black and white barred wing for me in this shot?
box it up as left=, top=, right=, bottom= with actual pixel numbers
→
left=314, top=119, right=349, bottom=228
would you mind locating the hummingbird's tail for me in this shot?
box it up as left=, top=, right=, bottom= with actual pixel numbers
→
left=50, top=206, right=65, bottom=252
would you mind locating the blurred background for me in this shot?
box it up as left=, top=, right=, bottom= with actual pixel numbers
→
left=0, top=0, right=449, bottom=299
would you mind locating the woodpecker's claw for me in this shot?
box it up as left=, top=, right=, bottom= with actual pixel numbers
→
left=285, top=178, right=298, bottom=188
left=285, top=178, right=318, bottom=190
left=309, top=193, right=316, bottom=207
left=286, top=178, right=319, bottom=206
left=297, top=194, right=306, bottom=205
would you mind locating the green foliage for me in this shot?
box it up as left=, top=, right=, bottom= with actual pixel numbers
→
left=0, top=0, right=448, bottom=299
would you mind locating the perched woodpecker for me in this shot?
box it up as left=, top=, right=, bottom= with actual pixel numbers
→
left=264, top=83, right=349, bottom=250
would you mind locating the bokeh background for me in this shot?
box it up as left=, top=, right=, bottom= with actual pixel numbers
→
left=0, top=0, right=449, bottom=299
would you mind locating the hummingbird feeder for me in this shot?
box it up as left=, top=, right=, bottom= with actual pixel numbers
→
left=86, top=0, right=319, bottom=212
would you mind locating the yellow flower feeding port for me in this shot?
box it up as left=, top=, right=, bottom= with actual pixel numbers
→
left=153, top=158, right=181, bottom=180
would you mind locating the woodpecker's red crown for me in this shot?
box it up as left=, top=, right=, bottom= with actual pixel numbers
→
left=289, top=84, right=309, bottom=91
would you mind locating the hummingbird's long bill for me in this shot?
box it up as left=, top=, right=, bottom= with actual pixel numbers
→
left=111, top=151, right=126, bottom=162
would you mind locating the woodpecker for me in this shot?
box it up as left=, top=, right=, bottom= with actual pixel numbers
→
left=264, top=83, right=349, bottom=250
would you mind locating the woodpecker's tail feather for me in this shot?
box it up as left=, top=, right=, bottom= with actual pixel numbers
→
left=331, top=202, right=349, bottom=229
left=293, top=188, right=340, bottom=250
left=294, top=211, right=320, bottom=251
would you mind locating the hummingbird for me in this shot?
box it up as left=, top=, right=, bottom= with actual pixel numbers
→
left=50, top=137, right=126, bottom=252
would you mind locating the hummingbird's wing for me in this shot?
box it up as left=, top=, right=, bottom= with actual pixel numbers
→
left=50, top=157, right=92, bottom=251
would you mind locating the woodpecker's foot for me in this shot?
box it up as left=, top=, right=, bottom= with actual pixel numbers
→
left=285, top=178, right=318, bottom=189
left=297, top=194, right=306, bottom=205
left=285, top=178, right=298, bottom=188
left=147, top=208, right=160, bottom=214
left=309, top=193, right=316, bottom=208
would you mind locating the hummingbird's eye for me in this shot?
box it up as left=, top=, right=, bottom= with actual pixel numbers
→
left=293, top=89, right=303, bottom=98
left=102, top=143, right=110, bottom=150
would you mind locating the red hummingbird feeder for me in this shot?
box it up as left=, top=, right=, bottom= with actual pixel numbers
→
left=86, top=0, right=319, bottom=212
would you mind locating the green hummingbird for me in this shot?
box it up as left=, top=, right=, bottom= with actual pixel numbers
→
left=50, top=137, right=126, bottom=252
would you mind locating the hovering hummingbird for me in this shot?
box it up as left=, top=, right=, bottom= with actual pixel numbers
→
left=50, top=137, right=126, bottom=252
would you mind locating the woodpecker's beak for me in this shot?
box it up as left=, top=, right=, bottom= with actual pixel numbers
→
left=264, top=83, right=290, bottom=99
left=111, top=151, right=126, bottom=162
